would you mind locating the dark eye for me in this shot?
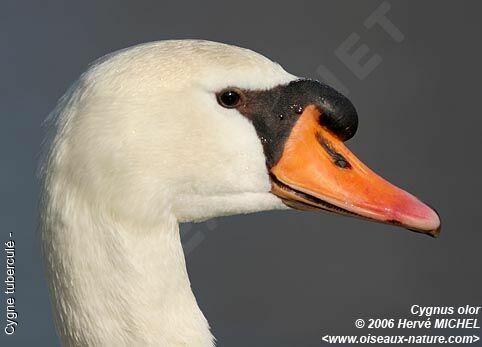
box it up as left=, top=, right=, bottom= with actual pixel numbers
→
left=217, top=90, right=242, bottom=108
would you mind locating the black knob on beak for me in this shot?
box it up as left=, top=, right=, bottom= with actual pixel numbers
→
left=317, top=85, right=358, bottom=141
left=288, top=79, right=359, bottom=141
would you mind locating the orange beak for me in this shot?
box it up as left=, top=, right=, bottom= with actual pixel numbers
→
left=270, top=105, right=441, bottom=237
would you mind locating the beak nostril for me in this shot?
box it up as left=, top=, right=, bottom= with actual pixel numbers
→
left=334, top=157, right=350, bottom=169
left=316, top=133, right=352, bottom=169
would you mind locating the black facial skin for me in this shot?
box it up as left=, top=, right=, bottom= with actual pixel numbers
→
left=216, top=79, right=358, bottom=168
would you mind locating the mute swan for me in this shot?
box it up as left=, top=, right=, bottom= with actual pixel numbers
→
left=40, top=40, right=440, bottom=346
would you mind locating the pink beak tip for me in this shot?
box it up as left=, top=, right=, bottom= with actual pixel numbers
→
left=407, top=204, right=442, bottom=238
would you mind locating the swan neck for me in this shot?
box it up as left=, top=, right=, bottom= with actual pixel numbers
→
left=42, top=195, right=213, bottom=346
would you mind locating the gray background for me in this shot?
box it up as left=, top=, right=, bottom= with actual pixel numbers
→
left=1, top=1, right=481, bottom=346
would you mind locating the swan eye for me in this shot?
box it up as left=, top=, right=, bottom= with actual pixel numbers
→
left=217, top=90, right=242, bottom=108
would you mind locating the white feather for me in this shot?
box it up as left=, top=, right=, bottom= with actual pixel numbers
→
left=40, top=40, right=296, bottom=346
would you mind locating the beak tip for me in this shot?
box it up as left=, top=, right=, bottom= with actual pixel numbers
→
left=407, top=223, right=441, bottom=238
left=426, top=223, right=441, bottom=238
left=429, top=207, right=442, bottom=238
left=408, top=205, right=441, bottom=238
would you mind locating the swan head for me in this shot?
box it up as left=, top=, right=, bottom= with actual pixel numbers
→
left=50, top=40, right=440, bottom=235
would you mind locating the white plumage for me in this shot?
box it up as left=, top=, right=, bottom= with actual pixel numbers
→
left=40, top=40, right=296, bottom=346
